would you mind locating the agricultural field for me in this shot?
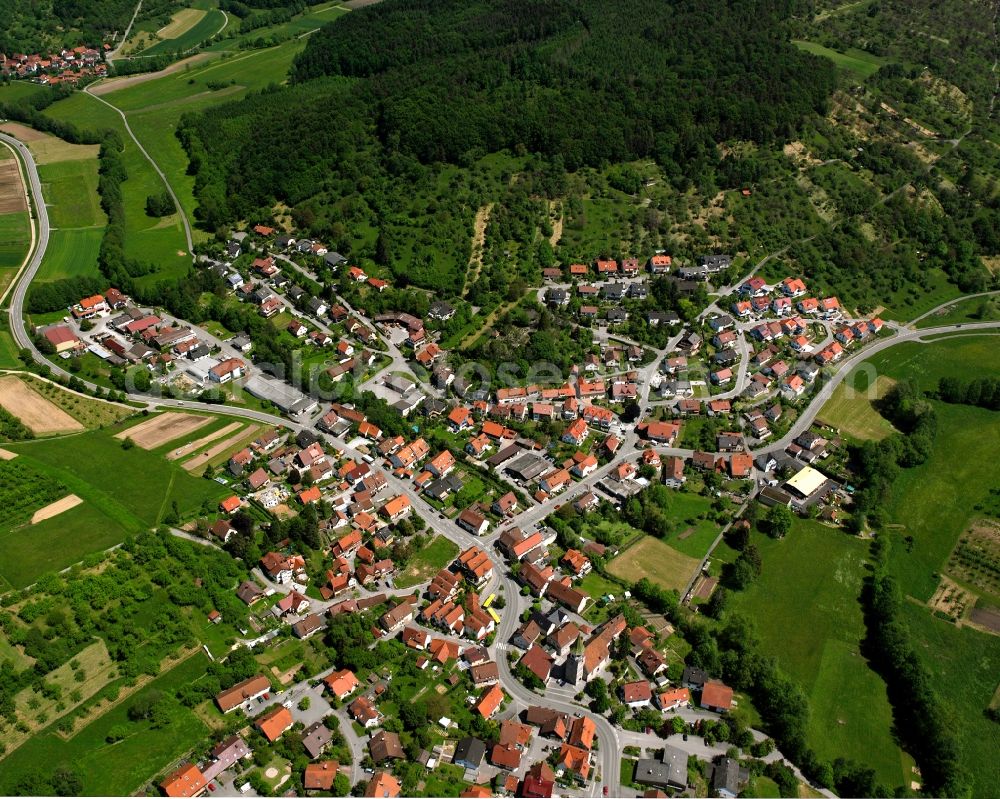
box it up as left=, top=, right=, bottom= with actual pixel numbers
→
left=0, top=651, right=213, bottom=796
left=40, top=93, right=191, bottom=280
left=15, top=375, right=136, bottom=430
left=0, top=145, right=30, bottom=291
left=97, top=41, right=310, bottom=231
left=114, top=411, right=211, bottom=450
left=394, top=535, right=459, bottom=589
left=947, top=520, right=1000, bottom=604
left=0, top=424, right=230, bottom=586
left=0, top=375, right=84, bottom=434
left=0, top=459, right=131, bottom=589
left=729, top=520, right=909, bottom=789
left=606, top=535, right=701, bottom=593
left=37, top=157, right=105, bottom=230
left=123, top=5, right=227, bottom=57
left=885, top=402, right=1000, bottom=602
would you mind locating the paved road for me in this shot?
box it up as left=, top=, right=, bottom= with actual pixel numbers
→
left=6, top=128, right=1000, bottom=797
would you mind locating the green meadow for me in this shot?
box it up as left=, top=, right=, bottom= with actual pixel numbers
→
left=1, top=424, right=229, bottom=588
left=143, top=8, right=228, bottom=55
left=34, top=227, right=104, bottom=282
left=38, top=158, right=105, bottom=229
left=730, top=521, right=909, bottom=788
left=0, top=210, right=30, bottom=271
left=792, top=40, right=892, bottom=80
left=41, top=93, right=191, bottom=280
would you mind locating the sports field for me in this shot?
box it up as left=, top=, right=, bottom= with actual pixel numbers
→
left=607, top=535, right=701, bottom=593
left=729, top=520, right=908, bottom=788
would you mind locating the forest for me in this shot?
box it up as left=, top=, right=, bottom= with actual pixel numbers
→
left=179, top=0, right=837, bottom=292
left=0, top=0, right=177, bottom=52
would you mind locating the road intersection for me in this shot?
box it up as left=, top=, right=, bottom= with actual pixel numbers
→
left=4, top=128, right=999, bottom=797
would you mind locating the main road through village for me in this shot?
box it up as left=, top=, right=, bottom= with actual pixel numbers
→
left=3, top=129, right=999, bottom=797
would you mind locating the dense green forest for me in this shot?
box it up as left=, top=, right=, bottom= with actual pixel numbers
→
left=0, top=0, right=175, bottom=52
left=179, top=0, right=836, bottom=291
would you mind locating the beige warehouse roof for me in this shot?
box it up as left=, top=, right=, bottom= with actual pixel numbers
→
left=784, top=465, right=827, bottom=497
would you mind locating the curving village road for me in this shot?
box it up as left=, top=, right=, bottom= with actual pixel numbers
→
left=5, top=129, right=1000, bottom=797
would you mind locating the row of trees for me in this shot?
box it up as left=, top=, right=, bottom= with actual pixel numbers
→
left=936, top=376, right=1000, bottom=411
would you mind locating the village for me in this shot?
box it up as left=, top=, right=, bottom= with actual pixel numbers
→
left=11, top=221, right=903, bottom=799
left=0, top=46, right=110, bottom=85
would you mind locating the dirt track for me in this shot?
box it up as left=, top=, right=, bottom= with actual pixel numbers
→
left=88, top=52, right=214, bottom=95
left=0, top=377, right=83, bottom=434
left=115, top=412, right=211, bottom=450
left=166, top=421, right=242, bottom=460
left=31, top=494, right=83, bottom=524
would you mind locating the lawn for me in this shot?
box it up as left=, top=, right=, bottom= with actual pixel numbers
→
left=666, top=492, right=724, bottom=559
left=0, top=651, right=212, bottom=796
left=816, top=370, right=896, bottom=441
left=606, top=535, right=701, bottom=593
left=792, top=40, right=891, bottom=80
left=728, top=520, right=908, bottom=789
left=394, top=535, right=459, bottom=589
left=898, top=602, right=1000, bottom=799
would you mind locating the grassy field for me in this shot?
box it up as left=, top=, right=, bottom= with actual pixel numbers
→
left=729, top=520, right=908, bottom=788
left=141, top=9, right=227, bottom=56
left=915, top=294, right=1000, bottom=328
left=862, top=334, right=998, bottom=391
left=100, top=42, right=309, bottom=231
left=41, top=93, right=191, bottom=279
left=899, top=602, right=1000, bottom=799
left=38, top=157, right=105, bottom=230
left=0, top=211, right=29, bottom=274
left=792, top=40, right=892, bottom=80
left=884, top=402, right=1000, bottom=602
left=666, top=492, right=724, bottom=559
left=817, top=371, right=896, bottom=441
left=34, top=227, right=104, bottom=282
left=394, top=535, right=459, bottom=588
left=1, top=425, right=229, bottom=587
left=0, top=499, right=131, bottom=591
left=0, top=651, right=212, bottom=796
left=607, top=535, right=701, bottom=593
